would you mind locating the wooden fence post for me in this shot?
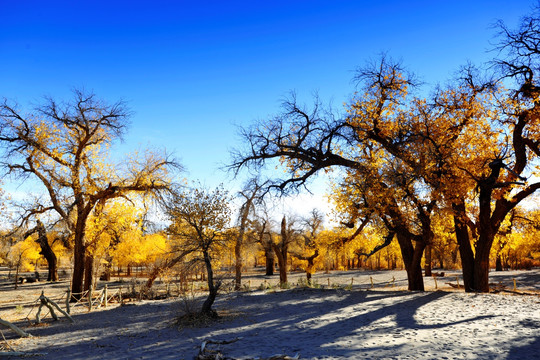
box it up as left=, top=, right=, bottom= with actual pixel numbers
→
left=66, top=288, right=71, bottom=314
left=104, top=285, right=108, bottom=308
left=88, top=288, right=93, bottom=312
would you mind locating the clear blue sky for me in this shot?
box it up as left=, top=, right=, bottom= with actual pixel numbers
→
left=0, top=0, right=534, bottom=217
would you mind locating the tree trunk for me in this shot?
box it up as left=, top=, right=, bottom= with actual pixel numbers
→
left=438, top=255, right=444, bottom=269
left=201, top=250, right=218, bottom=317
left=424, top=244, right=432, bottom=277
left=452, top=202, right=475, bottom=292
left=83, top=254, right=94, bottom=292
left=395, top=232, right=425, bottom=291
left=234, top=233, right=243, bottom=291
left=305, top=252, right=318, bottom=285
left=265, top=248, right=274, bottom=275
left=34, top=220, right=59, bottom=282
left=102, top=259, right=112, bottom=281
left=235, top=195, right=255, bottom=291
left=71, top=230, right=86, bottom=299
left=495, top=255, right=503, bottom=271
left=473, top=232, right=494, bottom=292
left=273, top=216, right=289, bottom=287
left=273, top=243, right=287, bottom=286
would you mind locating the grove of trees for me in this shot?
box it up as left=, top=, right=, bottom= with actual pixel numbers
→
left=230, top=11, right=540, bottom=292
left=0, top=8, right=539, bottom=313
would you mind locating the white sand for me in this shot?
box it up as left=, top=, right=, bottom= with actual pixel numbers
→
left=2, top=269, right=539, bottom=359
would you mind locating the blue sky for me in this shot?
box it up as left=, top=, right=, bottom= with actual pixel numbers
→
left=0, top=0, right=534, bottom=217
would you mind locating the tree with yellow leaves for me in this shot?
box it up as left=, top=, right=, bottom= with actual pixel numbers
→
left=0, top=89, right=180, bottom=298
left=231, top=22, right=540, bottom=292
left=7, top=233, right=41, bottom=289
left=84, top=200, right=147, bottom=289
left=23, top=219, right=60, bottom=281
left=162, top=184, right=231, bottom=317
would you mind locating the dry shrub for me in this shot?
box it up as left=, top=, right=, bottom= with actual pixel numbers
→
left=174, top=295, right=216, bottom=328
left=174, top=295, right=244, bottom=329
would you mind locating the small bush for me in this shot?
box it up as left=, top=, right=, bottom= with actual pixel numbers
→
left=174, top=295, right=216, bottom=328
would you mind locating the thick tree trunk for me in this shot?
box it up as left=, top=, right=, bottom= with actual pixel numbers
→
left=306, top=264, right=313, bottom=283
left=71, top=231, right=86, bottom=299
left=83, top=255, right=94, bottom=292
left=265, top=248, right=274, bottom=275
left=47, top=257, right=58, bottom=282
left=473, top=232, right=495, bottom=292
left=395, top=232, right=425, bottom=291
left=273, top=244, right=287, bottom=286
left=14, top=260, right=21, bottom=290
left=452, top=202, right=475, bottom=292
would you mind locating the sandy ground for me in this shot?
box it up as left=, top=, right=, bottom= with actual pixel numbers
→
left=1, top=269, right=539, bottom=359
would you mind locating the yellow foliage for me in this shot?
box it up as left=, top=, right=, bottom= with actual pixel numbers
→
left=10, top=236, right=42, bottom=272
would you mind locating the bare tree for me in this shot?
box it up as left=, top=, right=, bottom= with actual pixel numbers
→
left=234, top=178, right=266, bottom=290
left=229, top=84, right=432, bottom=291
left=291, top=209, right=324, bottom=284
left=272, top=215, right=298, bottom=287
left=252, top=212, right=275, bottom=276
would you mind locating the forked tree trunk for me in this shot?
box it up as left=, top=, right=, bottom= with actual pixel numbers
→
left=23, top=220, right=59, bottom=282
left=295, top=249, right=319, bottom=285
left=34, top=220, right=59, bottom=281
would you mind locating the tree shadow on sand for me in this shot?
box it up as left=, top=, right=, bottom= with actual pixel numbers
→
left=202, top=289, right=497, bottom=359
left=9, top=289, right=500, bottom=359
left=506, top=319, right=540, bottom=360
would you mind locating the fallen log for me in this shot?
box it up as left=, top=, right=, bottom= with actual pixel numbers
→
left=0, top=319, right=30, bottom=338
